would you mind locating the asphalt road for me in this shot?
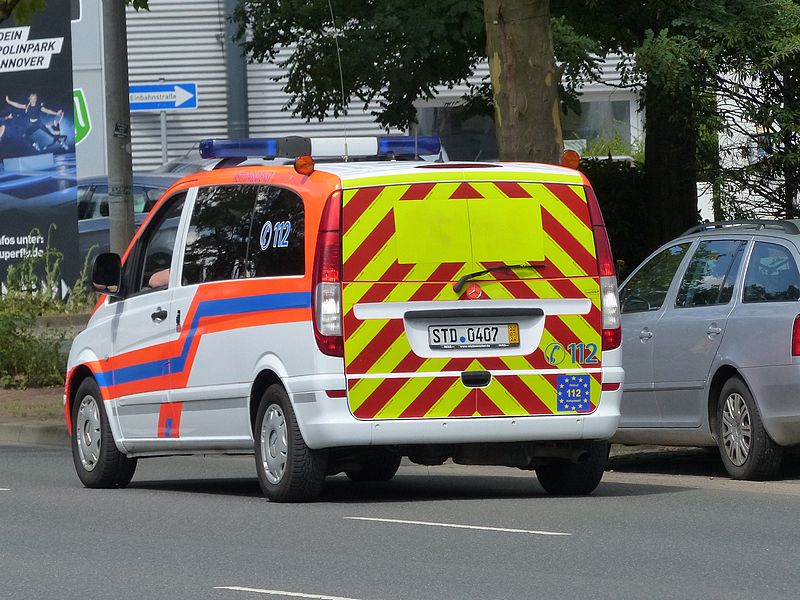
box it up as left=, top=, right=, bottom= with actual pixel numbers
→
left=2, top=444, right=800, bottom=600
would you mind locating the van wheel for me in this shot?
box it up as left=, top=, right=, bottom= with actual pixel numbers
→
left=70, top=378, right=137, bottom=488
left=535, top=441, right=608, bottom=495
left=254, top=384, right=328, bottom=502
left=716, top=377, right=782, bottom=480
left=345, top=449, right=402, bottom=482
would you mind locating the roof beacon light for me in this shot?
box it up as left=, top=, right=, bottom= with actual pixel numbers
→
left=560, top=149, right=582, bottom=169
left=378, top=135, right=441, bottom=157
left=294, top=154, right=315, bottom=176
left=199, top=138, right=278, bottom=159
left=199, top=135, right=442, bottom=160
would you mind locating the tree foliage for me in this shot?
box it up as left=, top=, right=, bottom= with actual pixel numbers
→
left=234, top=0, right=486, bottom=129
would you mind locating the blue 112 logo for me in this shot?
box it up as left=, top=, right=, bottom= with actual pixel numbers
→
left=260, top=220, right=291, bottom=250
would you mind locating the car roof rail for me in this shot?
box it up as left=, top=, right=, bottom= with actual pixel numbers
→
left=681, top=220, right=800, bottom=236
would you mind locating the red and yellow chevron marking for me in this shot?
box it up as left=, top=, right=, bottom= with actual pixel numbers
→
left=343, top=278, right=602, bottom=419
left=341, top=178, right=602, bottom=420
left=342, top=180, right=595, bottom=283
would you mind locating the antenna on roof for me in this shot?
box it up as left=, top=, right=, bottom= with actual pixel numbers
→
left=327, top=0, right=349, bottom=161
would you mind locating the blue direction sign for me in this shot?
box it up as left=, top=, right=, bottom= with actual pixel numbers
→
left=129, top=82, right=198, bottom=112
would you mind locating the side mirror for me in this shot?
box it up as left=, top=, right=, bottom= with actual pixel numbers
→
left=92, top=252, right=122, bottom=296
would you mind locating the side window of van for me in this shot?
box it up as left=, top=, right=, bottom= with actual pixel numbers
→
left=128, top=192, right=187, bottom=295
left=247, top=186, right=305, bottom=277
left=183, top=185, right=257, bottom=285
left=743, top=242, right=800, bottom=302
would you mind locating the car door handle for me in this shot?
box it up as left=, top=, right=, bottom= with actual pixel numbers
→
left=151, top=308, right=168, bottom=322
left=707, top=325, right=723, bottom=336
left=639, top=329, right=653, bottom=340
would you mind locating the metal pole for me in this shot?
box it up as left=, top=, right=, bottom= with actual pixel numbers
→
left=224, top=0, right=249, bottom=138
left=160, top=110, right=167, bottom=164
left=102, top=0, right=135, bottom=256
left=159, top=76, right=168, bottom=164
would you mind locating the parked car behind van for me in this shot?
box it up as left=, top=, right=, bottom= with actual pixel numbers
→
left=616, top=220, right=800, bottom=479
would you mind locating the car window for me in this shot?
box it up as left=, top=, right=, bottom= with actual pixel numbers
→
left=182, top=185, right=257, bottom=285
left=247, top=186, right=305, bottom=277
left=621, top=243, right=691, bottom=313
left=128, top=192, right=186, bottom=295
left=92, top=185, right=110, bottom=218
left=743, top=242, right=800, bottom=303
left=675, top=240, right=746, bottom=308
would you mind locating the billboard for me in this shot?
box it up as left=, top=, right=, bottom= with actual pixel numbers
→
left=0, top=2, right=79, bottom=291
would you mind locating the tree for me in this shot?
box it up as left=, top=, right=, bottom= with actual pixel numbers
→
left=234, top=0, right=596, bottom=162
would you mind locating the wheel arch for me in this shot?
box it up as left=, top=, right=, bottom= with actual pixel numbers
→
left=249, top=369, right=285, bottom=437
left=707, top=364, right=748, bottom=439
left=65, top=364, right=98, bottom=434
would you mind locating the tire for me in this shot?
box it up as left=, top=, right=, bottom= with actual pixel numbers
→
left=716, top=376, right=782, bottom=480
left=345, top=448, right=402, bottom=482
left=254, top=384, right=328, bottom=502
left=536, top=441, right=609, bottom=495
left=70, top=378, right=137, bottom=488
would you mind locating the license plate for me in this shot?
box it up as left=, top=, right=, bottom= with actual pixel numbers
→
left=428, top=324, right=520, bottom=349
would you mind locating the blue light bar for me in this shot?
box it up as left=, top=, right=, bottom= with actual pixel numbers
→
left=199, top=135, right=442, bottom=160
left=378, top=135, right=441, bottom=156
left=199, top=138, right=278, bottom=159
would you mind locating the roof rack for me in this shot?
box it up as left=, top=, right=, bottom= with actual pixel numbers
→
left=681, top=220, right=800, bottom=236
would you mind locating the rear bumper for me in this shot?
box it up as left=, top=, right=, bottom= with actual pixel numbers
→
left=740, top=365, right=800, bottom=446
left=289, top=368, right=623, bottom=449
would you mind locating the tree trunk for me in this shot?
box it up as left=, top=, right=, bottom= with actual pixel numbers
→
left=644, top=78, right=700, bottom=242
left=483, top=0, right=562, bottom=163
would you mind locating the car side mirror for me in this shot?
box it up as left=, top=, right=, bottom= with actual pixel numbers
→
left=92, top=252, right=123, bottom=296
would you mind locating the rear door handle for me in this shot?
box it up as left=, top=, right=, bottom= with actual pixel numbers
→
left=639, top=329, right=653, bottom=340
left=707, top=325, right=723, bottom=336
left=151, top=308, right=168, bottom=322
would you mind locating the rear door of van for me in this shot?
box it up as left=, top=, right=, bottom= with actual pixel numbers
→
left=341, top=170, right=603, bottom=420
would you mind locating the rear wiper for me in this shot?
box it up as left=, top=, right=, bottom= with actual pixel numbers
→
left=453, top=264, right=541, bottom=293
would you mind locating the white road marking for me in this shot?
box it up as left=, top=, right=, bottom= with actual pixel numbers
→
left=344, top=516, right=571, bottom=536
left=0, top=488, right=9, bottom=491
left=214, top=587, right=368, bottom=600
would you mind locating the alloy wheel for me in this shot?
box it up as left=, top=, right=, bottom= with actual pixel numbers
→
left=260, top=404, right=288, bottom=484
left=721, top=392, right=752, bottom=467
left=76, top=395, right=102, bottom=471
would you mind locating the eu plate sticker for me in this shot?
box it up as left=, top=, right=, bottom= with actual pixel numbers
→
left=557, top=374, right=591, bottom=412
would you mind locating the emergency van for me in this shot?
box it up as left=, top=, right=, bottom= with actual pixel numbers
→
left=66, top=136, right=624, bottom=502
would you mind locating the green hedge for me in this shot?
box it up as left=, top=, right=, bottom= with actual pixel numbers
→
left=580, top=158, right=656, bottom=279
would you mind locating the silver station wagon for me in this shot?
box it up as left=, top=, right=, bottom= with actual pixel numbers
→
left=616, top=220, right=800, bottom=479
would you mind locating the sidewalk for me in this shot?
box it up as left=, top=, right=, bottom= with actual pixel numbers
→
left=0, top=387, right=67, bottom=447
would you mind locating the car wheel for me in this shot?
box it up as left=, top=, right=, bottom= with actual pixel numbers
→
left=254, top=384, right=328, bottom=502
left=716, top=376, right=782, bottom=480
left=535, top=441, right=609, bottom=495
left=71, top=378, right=137, bottom=488
left=345, top=448, right=402, bottom=482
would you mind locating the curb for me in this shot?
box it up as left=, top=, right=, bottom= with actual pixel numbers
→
left=0, top=421, right=69, bottom=447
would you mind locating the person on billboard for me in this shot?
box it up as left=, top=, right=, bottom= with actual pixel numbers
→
left=46, top=113, right=69, bottom=150
left=5, top=93, right=64, bottom=151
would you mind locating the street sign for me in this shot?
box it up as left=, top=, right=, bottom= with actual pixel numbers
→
left=129, top=82, right=198, bottom=112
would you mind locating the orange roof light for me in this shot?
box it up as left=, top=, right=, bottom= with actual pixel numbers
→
left=294, top=154, right=315, bottom=176
left=560, top=149, right=581, bottom=169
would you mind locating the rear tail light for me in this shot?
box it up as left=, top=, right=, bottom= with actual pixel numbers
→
left=312, top=191, right=343, bottom=357
left=585, top=185, right=621, bottom=350
left=792, top=315, right=800, bottom=357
